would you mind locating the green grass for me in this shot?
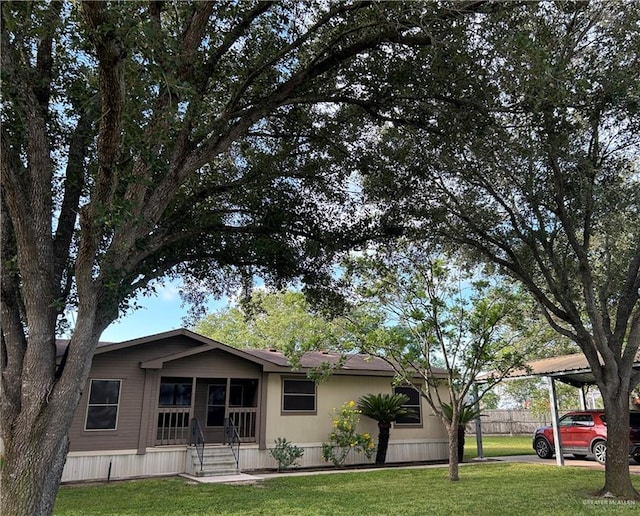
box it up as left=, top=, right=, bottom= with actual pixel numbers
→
left=465, top=435, right=534, bottom=460
left=55, top=463, right=640, bottom=515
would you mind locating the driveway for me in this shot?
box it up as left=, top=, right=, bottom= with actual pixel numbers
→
left=491, top=454, right=640, bottom=474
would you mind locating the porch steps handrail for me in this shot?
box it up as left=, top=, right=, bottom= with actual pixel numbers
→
left=223, top=417, right=240, bottom=469
left=189, top=417, right=205, bottom=472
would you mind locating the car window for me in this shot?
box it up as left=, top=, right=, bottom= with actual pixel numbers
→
left=630, top=413, right=640, bottom=427
left=573, top=414, right=594, bottom=426
left=559, top=415, right=574, bottom=426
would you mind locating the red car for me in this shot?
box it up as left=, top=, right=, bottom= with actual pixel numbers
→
left=533, top=410, right=640, bottom=464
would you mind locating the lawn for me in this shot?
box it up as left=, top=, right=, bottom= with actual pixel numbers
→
left=55, top=463, right=640, bottom=515
left=464, top=434, right=534, bottom=460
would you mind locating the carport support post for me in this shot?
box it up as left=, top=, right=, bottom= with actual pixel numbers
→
left=473, top=385, right=484, bottom=459
left=547, top=376, right=564, bottom=466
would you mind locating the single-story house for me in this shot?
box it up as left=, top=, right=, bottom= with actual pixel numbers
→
left=59, top=329, right=449, bottom=482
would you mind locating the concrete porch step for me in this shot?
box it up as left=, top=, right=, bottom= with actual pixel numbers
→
left=190, top=446, right=239, bottom=477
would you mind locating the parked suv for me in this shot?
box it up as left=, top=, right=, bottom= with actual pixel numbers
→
left=533, top=410, right=640, bottom=464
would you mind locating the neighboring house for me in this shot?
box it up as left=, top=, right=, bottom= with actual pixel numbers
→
left=59, top=329, right=449, bottom=482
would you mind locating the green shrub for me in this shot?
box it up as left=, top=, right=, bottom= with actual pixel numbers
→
left=270, top=437, right=304, bottom=471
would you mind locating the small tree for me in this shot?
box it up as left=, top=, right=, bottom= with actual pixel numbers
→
left=358, top=393, right=412, bottom=465
left=441, top=402, right=481, bottom=462
left=342, top=241, right=529, bottom=480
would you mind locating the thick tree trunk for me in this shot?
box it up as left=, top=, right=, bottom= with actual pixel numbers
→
left=375, top=423, right=392, bottom=464
left=1, top=325, right=104, bottom=515
left=1, top=429, right=69, bottom=516
left=599, top=391, right=639, bottom=500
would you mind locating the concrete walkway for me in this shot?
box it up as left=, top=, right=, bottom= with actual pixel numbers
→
left=181, top=454, right=640, bottom=485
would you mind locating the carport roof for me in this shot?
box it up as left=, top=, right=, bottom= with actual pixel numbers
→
left=497, top=351, right=640, bottom=387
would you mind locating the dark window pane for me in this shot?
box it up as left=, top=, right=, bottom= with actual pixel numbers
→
left=283, top=395, right=315, bottom=411
left=229, top=385, right=244, bottom=407
left=283, top=380, right=315, bottom=394
left=89, top=380, right=120, bottom=404
left=396, top=413, right=421, bottom=425
left=86, top=406, right=117, bottom=430
left=207, top=406, right=225, bottom=426
left=395, top=387, right=419, bottom=405
left=208, top=385, right=226, bottom=405
left=158, top=384, right=175, bottom=405
left=174, top=384, right=192, bottom=406
left=394, top=386, right=421, bottom=425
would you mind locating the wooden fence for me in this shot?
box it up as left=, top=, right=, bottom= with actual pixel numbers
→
left=469, top=409, right=559, bottom=435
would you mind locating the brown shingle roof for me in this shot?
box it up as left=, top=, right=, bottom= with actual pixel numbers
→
left=57, top=328, right=447, bottom=377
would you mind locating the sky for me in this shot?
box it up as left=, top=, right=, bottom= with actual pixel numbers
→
left=99, top=281, right=229, bottom=343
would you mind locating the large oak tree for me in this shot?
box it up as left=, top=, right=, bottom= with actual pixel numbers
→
left=357, top=1, right=640, bottom=499
left=0, top=2, right=495, bottom=513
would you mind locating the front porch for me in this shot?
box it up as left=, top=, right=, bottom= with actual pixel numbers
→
left=155, top=376, right=259, bottom=446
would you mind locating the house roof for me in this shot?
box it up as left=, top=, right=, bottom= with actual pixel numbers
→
left=486, top=351, right=640, bottom=387
left=58, top=328, right=447, bottom=378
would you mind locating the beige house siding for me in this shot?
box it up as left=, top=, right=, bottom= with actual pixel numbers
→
left=264, top=373, right=448, bottom=446
left=59, top=330, right=450, bottom=480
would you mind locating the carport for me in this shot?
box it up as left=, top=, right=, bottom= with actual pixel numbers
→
left=475, top=352, right=640, bottom=466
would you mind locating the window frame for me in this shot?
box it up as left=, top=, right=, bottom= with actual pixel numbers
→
left=393, top=385, right=423, bottom=427
left=84, top=379, right=122, bottom=431
left=281, top=377, right=317, bottom=415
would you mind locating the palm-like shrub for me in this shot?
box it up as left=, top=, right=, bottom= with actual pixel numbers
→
left=441, top=402, right=482, bottom=461
left=358, top=393, right=413, bottom=464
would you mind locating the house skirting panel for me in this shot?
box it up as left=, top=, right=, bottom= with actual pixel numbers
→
left=241, top=439, right=448, bottom=471
left=60, top=439, right=448, bottom=482
left=61, top=447, right=187, bottom=483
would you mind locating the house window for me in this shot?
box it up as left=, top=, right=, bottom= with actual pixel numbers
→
left=282, top=378, right=316, bottom=413
left=159, top=377, right=192, bottom=406
left=394, top=386, right=422, bottom=425
left=85, top=379, right=121, bottom=430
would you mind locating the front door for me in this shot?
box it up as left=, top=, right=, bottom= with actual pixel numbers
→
left=206, top=382, right=227, bottom=442
left=201, top=379, right=258, bottom=443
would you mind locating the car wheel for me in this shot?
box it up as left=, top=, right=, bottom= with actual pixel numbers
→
left=573, top=454, right=587, bottom=459
left=592, top=441, right=607, bottom=464
left=632, top=456, right=640, bottom=465
left=534, top=438, right=553, bottom=459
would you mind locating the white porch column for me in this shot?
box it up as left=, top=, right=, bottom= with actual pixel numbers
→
left=547, top=376, right=564, bottom=466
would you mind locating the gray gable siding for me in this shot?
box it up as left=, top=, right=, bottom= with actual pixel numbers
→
left=67, top=337, right=263, bottom=453
left=67, top=337, right=198, bottom=452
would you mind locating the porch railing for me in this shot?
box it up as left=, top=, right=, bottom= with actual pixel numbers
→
left=156, top=407, right=190, bottom=445
left=227, top=407, right=257, bottom=442
left=224, top=417, right=240, bottom=469
left=189, top=418, right=205, bottom=472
